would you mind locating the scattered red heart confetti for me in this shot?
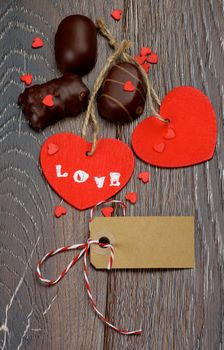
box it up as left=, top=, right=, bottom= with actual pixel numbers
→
left=125, top=192, right=137, bottom=204
left=123, top=80, right=135, bottom=92
left=138, top=172, right=150, bottom=183
left=111, top=9, right=123, bottom=21
left=42, top=94, right=54, bottom=107
left=20, top=74, right=33, bottom=86
left=134, top=55, right=147, bottom=65
left=101, top=207, right=114, bottom=217
left=153, top=142, right=166, bottom=153
left=164, top=127, right=176, bottom=140
left=141, top=63, right=150, bottom=73
left=32, top=37, right=44, bottom=48
left=54, top=205, right=67, bottom=218
left=140, top=47, right=152, bottom=56
left=147, top=53, right=158, bottom=64
left=48, top=143, right=59, bottom=155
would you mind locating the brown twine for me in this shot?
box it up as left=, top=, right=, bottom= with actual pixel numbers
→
left=82, top=19, right=168, bottom=156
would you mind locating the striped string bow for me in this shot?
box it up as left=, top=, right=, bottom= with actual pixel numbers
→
left=36, top=200, right=143, bottom=335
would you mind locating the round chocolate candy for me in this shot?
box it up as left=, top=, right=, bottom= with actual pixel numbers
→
left=97, top=62, right=146, bottom=123
left=55, top=15, right=97, bottom=75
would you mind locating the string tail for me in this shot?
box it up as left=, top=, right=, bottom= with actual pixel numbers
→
left=36, top=238, right=143, bottom=335
left=85, top=240, right=143, bottom=335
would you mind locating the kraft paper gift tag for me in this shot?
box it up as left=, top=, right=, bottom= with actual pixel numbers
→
left=90, top=216, right=195, bottom=269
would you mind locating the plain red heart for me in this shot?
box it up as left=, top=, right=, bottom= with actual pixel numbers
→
left=54, top=205, right=67, bottom=218
left=42, top=94, right=54, bottom=107
left=164, top=127, right=175, bottom=140
left=40, top=133, right=134, bottom=210
left=132, top=86, right=217, bottom=168
left=48, top=143, right=59, bottom=155
left=147, top=53, right=158, bottom=64
left=123, top=80, right=135, bottom=92
left=32, top=37, right=44, bottom=48
left=138, top=171, right=150, bottom=183
left=20, top=74, right=33, bottom=85
left=134, top=55, right=147, bottom=65
left=140, top=47, right=152, bottom=56
left=141, top=63, right=150, bottom=73
left=101, top=207, right=114, bottom=217
left=125, top=192, right=137, bottom=204
left=111, top=9, right=123, bottom=21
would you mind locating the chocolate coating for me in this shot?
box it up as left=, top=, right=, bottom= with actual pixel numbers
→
left=97, top=63, right=147, bottom=123
left=18, top=73, right=89, bottom=130
left=55, top=15, right=97, bottom=75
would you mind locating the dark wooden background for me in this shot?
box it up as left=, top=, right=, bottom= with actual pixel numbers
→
left=0, top=0, right=224, bottom=349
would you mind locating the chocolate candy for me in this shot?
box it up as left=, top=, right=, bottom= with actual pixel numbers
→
left=55, top=15, right=97, bottom=75
left=18, top=73, right=89, bottom=130
left=97, top=63, right=147, bottom=123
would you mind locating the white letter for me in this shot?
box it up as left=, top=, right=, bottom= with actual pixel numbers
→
left=56, top=164, right=68, bottom=177
left=110, top=172, right=121, bottom=186
left=73, top=170, right=89, bottom=183
left=94, top=176, right=106, bottom=188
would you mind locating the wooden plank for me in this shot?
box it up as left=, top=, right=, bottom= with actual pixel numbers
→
left=0, top=0, right=223, bottom=349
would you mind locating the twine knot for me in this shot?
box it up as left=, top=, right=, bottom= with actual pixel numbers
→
left=82, top=19, right=168, bottom=156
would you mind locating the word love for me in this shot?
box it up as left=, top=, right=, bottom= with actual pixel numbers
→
left=40, top=134, right=134, bottom=209
left=56, top=165, right=121, bottom=189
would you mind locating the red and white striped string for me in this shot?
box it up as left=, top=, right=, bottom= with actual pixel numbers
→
left=36, top=200, right=143, bottom=335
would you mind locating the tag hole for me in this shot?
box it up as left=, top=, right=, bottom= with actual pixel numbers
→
left=165, top=118, right=170, bottom=123
left=99, top=236, right=110, bottom=247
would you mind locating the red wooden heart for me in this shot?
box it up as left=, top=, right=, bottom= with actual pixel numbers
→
left=42, top=94, right=54, bottom=107
left=40, top=133, right=134, bottom=210
left=101, top=207, right=114, bottom=217
left=138, top=171, right=150, bottom=183
left=140, top=47, right=152, bottom=56
left=32, top=37, right=44, bottom=48
left=111, top=9, right=123, bottom=21
left=20, top=74, right=33, bottom=86
left=125, top=192, right=137, bottom=204
left=54, top=205, right=67, bottom=218
left=132, top=86, right=217, bottom=168
left=123, top=80, right=135, bottom=92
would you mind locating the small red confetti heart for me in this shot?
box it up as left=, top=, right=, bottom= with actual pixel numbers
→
left=48, top=143, right=59, bottom=155
left=32, top=37, right=44, bottom=48
left=54, top=205, right=67, bottom=218
left=42, top=94, right=54, bottom=107
left=20, top=74, right=33, bottom=86
left=141, top=63, right=150, bottom=73
left=147, top=53, right=158, bottom=64
left=134, top=55, right=147, bottom=65
left=123, top=80, right=135, bottom=92
left=101, top=207, right=114, bottom=217
left=111, top=9, right=123, bottom=21
left=153, top=142, right=166, bottom=153
left=140, top=47, right=152, bottom=56
left=164, top=127, right=176, bottom=140
left=125, top=192, right=137, bottom=204
left=138, top=172, right=150, bottom=183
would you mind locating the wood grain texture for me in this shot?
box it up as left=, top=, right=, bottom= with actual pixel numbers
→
left=0, top=0, right=223, bottom=349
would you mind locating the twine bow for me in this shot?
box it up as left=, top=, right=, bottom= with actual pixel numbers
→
left=81, top=19, right=168, bottom=156
left=36, top=200, right=143, bottom=335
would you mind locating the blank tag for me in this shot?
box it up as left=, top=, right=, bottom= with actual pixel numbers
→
left=90, top=216, right=195, bottom=269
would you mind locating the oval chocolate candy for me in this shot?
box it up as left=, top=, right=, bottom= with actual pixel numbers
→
left=97, top=62, right=146, bottom=123
left=55, top=15, right=97, bottom=76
